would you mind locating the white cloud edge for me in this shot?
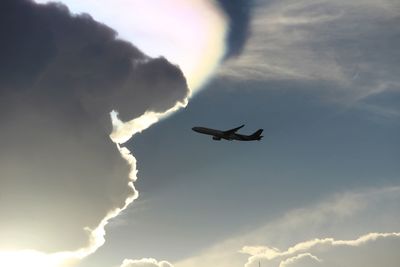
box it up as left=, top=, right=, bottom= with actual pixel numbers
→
left=279, top=253, right=322, bottom=267
left=242, top=232, right=400, bottom=258
left=120, top=258, right=174, bottom=267
left=243, top=232, right=400, bottom=267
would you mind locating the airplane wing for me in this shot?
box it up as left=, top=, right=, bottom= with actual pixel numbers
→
left=223, top=124, right=245, bottom=134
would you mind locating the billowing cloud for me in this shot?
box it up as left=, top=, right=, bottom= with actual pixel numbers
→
left=219, top=0, right=400, bottom=100
left=34, top=0, right=229, bottom=92
left=0, top=0, right=188, bottom=264
left=242, top=232, right=400, bottom=267
left=120, top=258, right=174, bottom=267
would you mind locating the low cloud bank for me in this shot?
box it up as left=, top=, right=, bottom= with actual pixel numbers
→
left=242, top=232, right=400, bottom=267
left=174, top=187, right=400, bottom=267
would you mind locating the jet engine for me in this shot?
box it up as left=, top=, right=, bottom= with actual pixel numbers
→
left=212, top=136, right=221, bottom=140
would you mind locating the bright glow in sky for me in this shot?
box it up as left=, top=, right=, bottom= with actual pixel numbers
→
left=35, top=0, right=228, bottom=92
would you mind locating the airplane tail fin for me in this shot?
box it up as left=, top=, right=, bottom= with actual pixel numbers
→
left=251, top=129, right=263, bottom=140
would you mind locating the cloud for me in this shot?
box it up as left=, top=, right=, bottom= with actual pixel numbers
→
left=219, top=0, right=400, bottom=99
left=242, top=232, right=400, bottom=267
left=0, top=0, right=188, bottom=263
left=34, top=0, right=229, bottom=92
left=174, top=186, right=400, bottom=267
left=279, top=253, right=321, bottom=267
left=120, top=258, right=174, bottom=267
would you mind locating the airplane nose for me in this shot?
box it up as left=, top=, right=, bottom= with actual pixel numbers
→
left=192, top=127, right=199, bottom=132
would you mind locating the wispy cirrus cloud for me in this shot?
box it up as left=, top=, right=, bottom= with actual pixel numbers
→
left=219, top=0, right=400, bottom=101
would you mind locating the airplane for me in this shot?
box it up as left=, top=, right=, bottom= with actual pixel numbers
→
left=192, top=124, right=263, bottom=141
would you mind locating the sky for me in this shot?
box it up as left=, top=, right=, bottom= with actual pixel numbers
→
left=0, top=1, right=399, bottom=267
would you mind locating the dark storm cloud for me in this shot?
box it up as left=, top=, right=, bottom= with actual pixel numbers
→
left=217, top=0, right=255, bottom=58
left=0, top=0, right=188, bottom=252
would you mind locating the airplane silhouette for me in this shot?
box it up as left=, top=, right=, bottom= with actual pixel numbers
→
left=192, top=124, right=263, bottom=141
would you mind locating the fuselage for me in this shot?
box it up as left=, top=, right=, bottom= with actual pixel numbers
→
left=192, top=127, right=231, bottom=140
left=192, top=127, right=261, bottom=141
